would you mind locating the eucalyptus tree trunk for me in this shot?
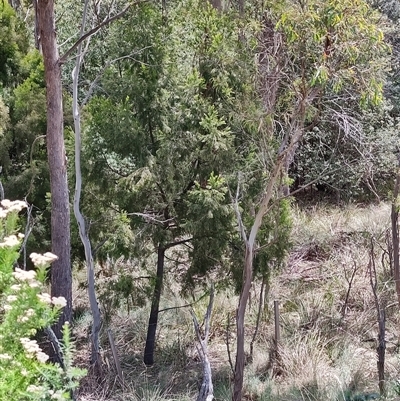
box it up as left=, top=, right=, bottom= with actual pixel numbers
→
left=232, top=244, right=254, bottom=401
left=232, top=155, right=284, bottom=401
left=72, top=0, right=102, bottom=369
left=37, top=0, right=72, bottom=338
left=232, top=102, right=306, bottom=400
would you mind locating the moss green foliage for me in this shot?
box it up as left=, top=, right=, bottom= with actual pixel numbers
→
left=0, top=200, right=85, bottom=400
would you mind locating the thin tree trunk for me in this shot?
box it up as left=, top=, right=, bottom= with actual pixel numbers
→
left=232, top=155, right=285, bottom=401
left=191, top=286, right=215, bottom=401
left=233, top=244, right=254, bottom=401
left=72, top=0, right=102, bottom=369
left=250, top=276, right=265, bottom=360
left=33, top=0, right=40, bottom=50
left=377, top=308, right=386, bottom=396
left=144, top=245, right=165, bottom=366
left=37, top=0, right=72, bottom=339
left=369, top=243, right=386, bottom=396
left=0, top=167, right=4, bottom=200
left=391, top=157, right=400, bottom=306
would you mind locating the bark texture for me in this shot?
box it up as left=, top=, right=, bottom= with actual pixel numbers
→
left=191, top=286, right=214, bottom=401
left=233, top=245, right=253, bottom=401
left=37, top=0, right=72, bottom=338
left=144, top=245, right=165, bottom=366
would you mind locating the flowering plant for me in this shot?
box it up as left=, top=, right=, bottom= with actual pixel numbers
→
left=0, top=200, right=86, bottom=400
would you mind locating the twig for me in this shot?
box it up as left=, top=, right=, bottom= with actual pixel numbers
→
left=107, top=329, right=123, bottom=385
left=225, top=313, right=234, bottom=375
left=19, top=203, right=35, bottom=270
left=44, top=326, right=64, bottom=369
left=341, top=261, right=360, bottom=319
left=158, top=291, right=208, bottom=313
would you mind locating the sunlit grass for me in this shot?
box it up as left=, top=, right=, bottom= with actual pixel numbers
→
left=75, top=202, right=400, bottom=401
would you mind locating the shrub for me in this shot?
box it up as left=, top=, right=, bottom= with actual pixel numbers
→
left=0, top=199, right=85, bottom=400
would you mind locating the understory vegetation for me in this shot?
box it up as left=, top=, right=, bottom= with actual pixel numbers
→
left=74, top=202, right=400, bottom=401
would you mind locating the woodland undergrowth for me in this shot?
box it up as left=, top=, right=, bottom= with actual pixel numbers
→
left=75, top=201, right=400, bottom=401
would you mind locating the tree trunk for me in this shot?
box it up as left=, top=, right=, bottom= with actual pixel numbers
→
left=191, top=286, right=215, bottom=401
left=33, top=0, right=40, bottom=50
left=37, top=0, right=72, bottom=338
left=209, top=0, right=221, bottom=11
left=7, top=0, right=21, bottom=11
left=391, top=159, right=400, bottom=306
left=71, top=0, right=102, bottom=370
left=144, top=245, right=165, bottom=366
left=233, top=244, right=254, bottom=401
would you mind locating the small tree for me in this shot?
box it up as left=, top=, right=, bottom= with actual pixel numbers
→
left=232, top=0, right=389, bottom=399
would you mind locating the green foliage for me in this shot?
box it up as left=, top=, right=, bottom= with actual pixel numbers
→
left=0, top=2, right=29, bottom=87
left=0, top=200, right=85, bottom=400
left=267, top=0, right=392, bottom=199
left=80, top=0, right=293, bottom=294
left=96, top=259, right=151, bottom=322
left=294, top=103, right=400, bottom=200
left=270, top=0, right=388, bottom=99
left=183, top=174, right=235, bottom=284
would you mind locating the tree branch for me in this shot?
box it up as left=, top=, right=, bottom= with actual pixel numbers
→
left=59, top=2, right=144, bottom=64
left=230, top=175, right=247, bottom=242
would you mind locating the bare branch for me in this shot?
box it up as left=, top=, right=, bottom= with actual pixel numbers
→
left=230, top=176, right=247, bottom=242
left=129, top=212, right=175, bottom=226
left=82, top=47, right=154, bottom=105
left=158, top=291, right=208, bottom=313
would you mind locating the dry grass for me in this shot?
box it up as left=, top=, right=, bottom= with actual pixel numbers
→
left=74, top=202, right=400, bottom=401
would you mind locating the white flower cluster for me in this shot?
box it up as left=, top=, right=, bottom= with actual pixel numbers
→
left=27, top=385, right=65, bottom=401
left=12, top=267, right=38, bottom=282
left=30, top=252, right=58, bottom=267
left=48, top=389, right=66, bottom=400
left=0, top=199, right=27, bottom=218
left=52, top=296, right=67, bottom=308
left=8, top=264, right=66, bottom=314
left=36, top=293, right=67, bottom=308
left=17, top=308, right=35, bottom=323
left=0, top=234, right=23, bottom=248
left=20, top=338, right=49, bottom=363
